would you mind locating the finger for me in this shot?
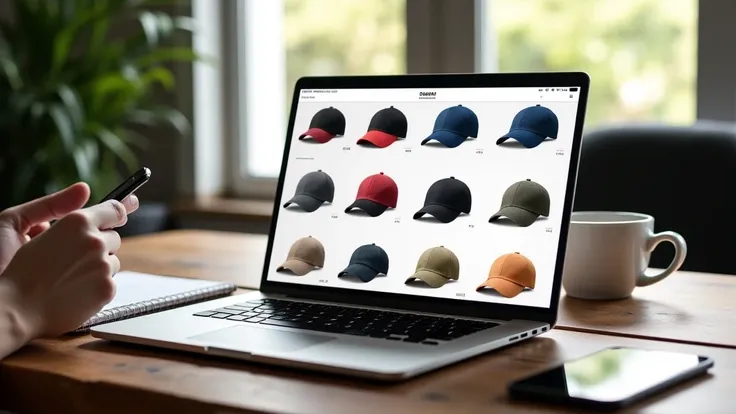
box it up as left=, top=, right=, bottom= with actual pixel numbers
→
left=121, top=194, right=139, bottom=215
left=99, top=230, right=122, bottom=254
left=28, top=222, right=50, bottom=238
left=5, top=183, right=90, bottom=232
left=108, top=254, right=121, bottom=275
left=84, top=200, right=128, bottom=229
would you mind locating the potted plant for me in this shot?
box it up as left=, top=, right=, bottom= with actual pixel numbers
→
left=0, top=0, right=199, bottom=234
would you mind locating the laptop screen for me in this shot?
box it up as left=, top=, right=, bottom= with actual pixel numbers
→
left=266, top=85, right=583, bottom=309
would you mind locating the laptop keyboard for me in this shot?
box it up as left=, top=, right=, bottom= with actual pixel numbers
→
left=193, top=298, right=499, bottom=346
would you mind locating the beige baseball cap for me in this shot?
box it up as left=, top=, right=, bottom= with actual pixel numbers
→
left=405, top=246, right=460, bottom=288
left=276, top=236, right=325, bottom=276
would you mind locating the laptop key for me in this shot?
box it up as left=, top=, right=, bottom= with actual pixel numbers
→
left=227, top=315, right=248, bottom=321
left=193, top=311, right=216, bottom=317
left=260, top=319, right=307, bottom=329
left=245, top=317, right=266, bottom=323
left=343, top=331, right=369, bottom=337
left=210, top=313, right=230, bottom=319
left=421, top=340, right=440, bottom=346
left=214, top=308, right=243, bottom=315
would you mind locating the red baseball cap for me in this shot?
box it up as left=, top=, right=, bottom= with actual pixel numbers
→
left=344, top=172, right=398, bottom=217
left=356, top=106, right=408, bottom=148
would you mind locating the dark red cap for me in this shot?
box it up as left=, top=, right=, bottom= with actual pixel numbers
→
left=344, top=172, right=398, bottom=217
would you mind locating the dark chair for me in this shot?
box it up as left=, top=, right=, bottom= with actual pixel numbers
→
left=573, top=121, right=736, bottom=275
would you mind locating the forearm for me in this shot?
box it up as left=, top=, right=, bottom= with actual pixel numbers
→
left=0, top=281, right=30, bottom=360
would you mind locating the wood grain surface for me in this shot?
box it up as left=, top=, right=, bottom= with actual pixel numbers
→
left=0, top=330, right=729, bottom=414
left=2, top=229, right=734, bottom=413
left=117, top=230, right=736, bottom=348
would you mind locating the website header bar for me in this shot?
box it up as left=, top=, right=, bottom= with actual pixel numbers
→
left=298, top=87, right=581, bottom=103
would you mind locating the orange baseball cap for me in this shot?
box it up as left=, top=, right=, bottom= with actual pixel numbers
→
left=477, top=252, right=536, bottom=298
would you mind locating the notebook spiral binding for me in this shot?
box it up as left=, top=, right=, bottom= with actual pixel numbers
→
left=73, top=283, right=237, bottom=333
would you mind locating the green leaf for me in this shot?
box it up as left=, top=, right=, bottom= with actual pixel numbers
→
left=97, top=127, right=138, bottom=171
left=72, top=139, right=98, bottom=183
left=130, top=107, right=190, bottom=136
left=140, top=66, right=174, bottom=89
left=48, top=104, right=76, bottom=153
left=138, top=11, right=162, bottom=47
left=57, top=84, right=85, bottom=128
left=51, top=0, right=127, bottom=73
left=136, top=47, right=200, bottom=67
left=89, top=0, right=111, bottom=53
left=119, top=128, right=149, bottom=149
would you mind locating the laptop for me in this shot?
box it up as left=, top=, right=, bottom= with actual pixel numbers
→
left=92, top=72, right=590, bottom=381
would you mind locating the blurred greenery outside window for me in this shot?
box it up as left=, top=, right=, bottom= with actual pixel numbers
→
left=487, top=0, right=697, bottom=128
left=237, top=0, right=696, bottom=180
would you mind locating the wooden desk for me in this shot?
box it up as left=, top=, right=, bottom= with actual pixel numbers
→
left=118, top=230, right=736, bottom=349
left=2, top=229, right=735, bottom=413
left=1, top=330, right=731, bottom=414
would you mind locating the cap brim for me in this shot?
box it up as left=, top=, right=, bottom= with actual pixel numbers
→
left=338, top=263, right=380, bottom=283
left=283, top=194, right=324, bottom=212
left=356, top=130, right=398, bottom=148
left=405, top=270, right=449, bottom=288
left=489, top=206, right=540, bottom=227
left=344, top=199, right=389, bottom=217
left=276, top=259, right=315, bottom=276
left=496, top=129, right=548, bottom=148
left=413, top=203, right=461, bottom=223
left=421, top=130, right=467, bottom=148
left=299, top=128, right=335, bottom=144
left=476, top=277, right=525, bottom=298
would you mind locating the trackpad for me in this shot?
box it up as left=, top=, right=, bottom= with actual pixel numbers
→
left=189, top=325, right=335, bottom=353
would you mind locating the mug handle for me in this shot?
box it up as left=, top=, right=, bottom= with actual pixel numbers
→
left=636, top=231, right=688, bottom=287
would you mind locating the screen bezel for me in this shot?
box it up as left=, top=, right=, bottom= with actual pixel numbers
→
left=259, top=72, right=590, bottom=325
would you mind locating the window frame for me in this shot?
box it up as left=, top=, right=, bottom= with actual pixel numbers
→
left=195, top=0, right=726, bottom=201
left=219, top=0, right=480, bottom=199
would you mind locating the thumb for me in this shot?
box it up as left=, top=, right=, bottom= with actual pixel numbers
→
left=6, top=182, right=90, bottom=232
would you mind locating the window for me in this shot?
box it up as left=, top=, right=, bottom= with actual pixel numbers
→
left=212, top=0, right=702, bottom=199
left=236, top=0, right=406, bottom=190
left=481, top=0, right=697, bottom=128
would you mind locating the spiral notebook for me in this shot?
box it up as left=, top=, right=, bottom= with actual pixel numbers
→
left=73, top=271, right=237, bottom=332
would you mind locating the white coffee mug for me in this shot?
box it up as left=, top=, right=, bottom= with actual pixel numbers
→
left=562, top=211, right=687, bottom=300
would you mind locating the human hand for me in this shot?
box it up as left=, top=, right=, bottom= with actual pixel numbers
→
left=0, top=198, right=137, bottom=339
left=0, top=182, right=138, bottom=275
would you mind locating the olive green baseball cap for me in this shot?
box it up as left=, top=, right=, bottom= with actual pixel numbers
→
left=489, top=179, right=550, bottom=227
left=405, top=246, right=460, bottom=288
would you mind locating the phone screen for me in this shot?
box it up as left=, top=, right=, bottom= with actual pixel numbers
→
left=511, top=347, right=708, bottom=403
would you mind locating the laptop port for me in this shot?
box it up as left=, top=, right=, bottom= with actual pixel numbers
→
left=542, top=327, right=548, bottom=332
left=520, top=332, right=528, bottom=338
left=509, top=336, right=519, bottom=341
left=532, top=329, right=538, bottom=335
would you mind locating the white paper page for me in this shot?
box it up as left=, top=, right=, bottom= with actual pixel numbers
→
left=103, top=271, right=227, bottom=310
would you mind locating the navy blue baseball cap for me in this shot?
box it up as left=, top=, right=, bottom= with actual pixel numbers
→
left=338, top=243, right=389, bottom=283
left=421, top=105, right=479, bottom=148
left=497, top=104, right=559, bottom=148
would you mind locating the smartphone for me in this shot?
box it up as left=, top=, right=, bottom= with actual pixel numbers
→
left=99, top=167, right=151, bottom=203
left=508, top=346, right=713, bottom=411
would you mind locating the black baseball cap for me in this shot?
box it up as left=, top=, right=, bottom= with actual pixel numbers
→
left=356, top=106, right=408, bottom=148
left=299, top=107, right=346, bottom=143
left=283, top=170, right=335, bottom=212
left=338, top=243, right=389, bottom=283
left=413, top=177, right=472, bottom=223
